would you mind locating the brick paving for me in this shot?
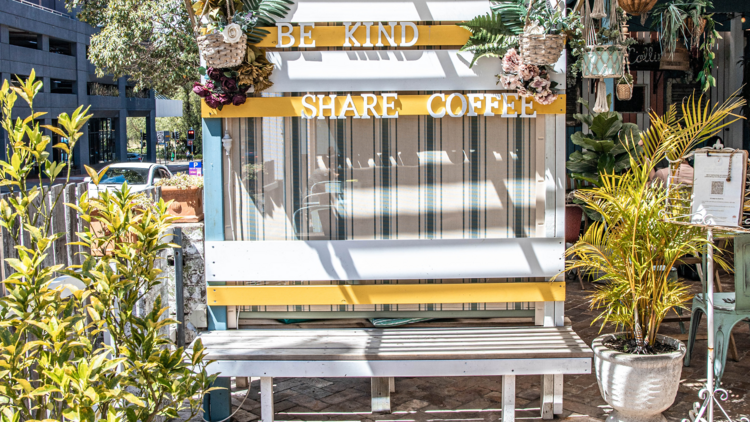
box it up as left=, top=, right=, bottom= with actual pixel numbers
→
left=180, top=278, right=750, bottom=421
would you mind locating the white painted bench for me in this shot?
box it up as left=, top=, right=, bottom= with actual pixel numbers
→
left=195, top=325, right=593, bottom=421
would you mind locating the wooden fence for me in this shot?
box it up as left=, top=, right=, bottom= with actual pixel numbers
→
left=0, top=183, right=162, bottom=282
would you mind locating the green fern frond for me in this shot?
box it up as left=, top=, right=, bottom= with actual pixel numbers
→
left=458, top=10, right=521, bottom=67
left=241, top=0, right=294, bottom=42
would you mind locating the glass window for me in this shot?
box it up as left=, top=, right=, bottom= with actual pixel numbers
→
left=100, top=168, right=149, bottom=185
left=236, top=113, right=538, bottom=241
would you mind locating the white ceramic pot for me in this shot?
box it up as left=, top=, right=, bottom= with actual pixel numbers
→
left=592, top=333, right=686, bottom=422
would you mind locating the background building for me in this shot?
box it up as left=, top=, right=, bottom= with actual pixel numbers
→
left=0, top=0, right=173, bottom=170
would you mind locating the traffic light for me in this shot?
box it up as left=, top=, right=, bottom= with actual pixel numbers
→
left=187, top=129, right=195, bottom=141
left=141, top=131, right=146, bottom=141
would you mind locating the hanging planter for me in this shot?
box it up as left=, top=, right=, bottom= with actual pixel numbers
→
left=518, top=0, right=566, bottom=66
left=618, top=0, right=658, bottom=16
left=616, top=75, right=633, bottom=101
left=581, top=46, right=626, bottom=79
left=659, top=43, right=690, bottom=71
left=198, top=31, right=248, bottom=69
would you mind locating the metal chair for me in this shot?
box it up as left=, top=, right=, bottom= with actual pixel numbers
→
left=684, top=234, right=750, bottom=384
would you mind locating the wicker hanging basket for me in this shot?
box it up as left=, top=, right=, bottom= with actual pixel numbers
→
left=582, top=46, right=626, bottom=79
left=618, top=0, right=658, bottom=16
left=518, top=0, right=565, bottom=66
left=198, top=33, right=247, bottom=69
left=616, top=83, right=633, bottom=101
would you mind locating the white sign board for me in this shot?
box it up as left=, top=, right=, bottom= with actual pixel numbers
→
left=690, top=149, right=748, bottom=226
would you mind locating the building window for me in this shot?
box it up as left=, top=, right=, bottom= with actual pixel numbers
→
left=49, top=38, right=74, bottom=56
left=126, top=86, right=150, bottom=99
left=50, top=79, right=75, bottom=94
left=8, top=29, right=39, bottom=50
left=88, top=82, right=120, bottom=97
left=88, top=118, right=117, bottom=164
left=9, top=75, right=30, bottom=88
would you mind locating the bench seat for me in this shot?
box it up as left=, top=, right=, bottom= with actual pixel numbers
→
left=196, top=325, right=593, bottom=421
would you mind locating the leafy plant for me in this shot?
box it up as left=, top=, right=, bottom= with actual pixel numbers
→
left=0, top=72, right=217, bottom=421
left=566, top=97, right=641, bottom=188
left=618, top=73, right=633, bottom=84
left=155, top=172, right=205, bottom=189
left=566, top=92, right=746, bottom=352
left=650, top=0, right=718, bottom=91
left=194, top=0, right=293, bottom=42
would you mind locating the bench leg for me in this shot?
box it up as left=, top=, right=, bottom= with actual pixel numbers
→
left=502, top=375, right=515, bottom=422
left=371, top=377, right=391, bottom=414
left=389, top=377, right=395, bottom=393
left=203, top=377, right=231, bottom=421
left=236, top=376, right=249, bottom=389
left=260, top=377, right=274, bottom=422
left=541, top=374, right=564, bottom=418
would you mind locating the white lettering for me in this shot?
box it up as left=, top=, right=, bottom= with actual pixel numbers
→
left=299, top=23, right=315, bottom=47
left=467, top=94, right=483, bottom=117
left=484, top=94, right=500, bottom=116
left=376, top=22, right=397, bottom=47
left=427, top=93, right=446, bottom=118
left=343, top=22, right=361, bottom=47
left=301, top=94, right=317, bottom=119
left=382, top=93, right=398, bottom=118
left=361, top=93, right=379, bottom=118
left=502, top=93, right=518, bottom=118
left=363, top=22, right=374, bottom=47
left=521, top=96, right=536, bottom=118
left=400, top=22, right=418, bottom=47
left=317, top=94, right=337, bottom=119
left=277, top=23, right=295, bottom=48
left=446, top=93, right=467, bottom=117
left=339, top=94, right=360, bottom=118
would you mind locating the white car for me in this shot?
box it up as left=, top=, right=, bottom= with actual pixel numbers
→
left=86, top=163, right=172, bottom=198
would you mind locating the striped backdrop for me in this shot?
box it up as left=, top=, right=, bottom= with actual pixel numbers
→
left=228, top=95, right=542, bottom=313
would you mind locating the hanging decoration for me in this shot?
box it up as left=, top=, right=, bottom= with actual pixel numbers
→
left=497, top=48, right=560, bottom=104
left=590, top=0, right=607, bottom=19
left=618, top=0, right=658, bottom=16
left=580, top=0, right=632, bottom=113
left=187, top=0, right=293, bottom=109
left=518, top=0, right=566, bottom=66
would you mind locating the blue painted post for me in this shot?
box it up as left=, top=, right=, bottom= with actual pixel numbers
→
left=605, top=78, right=614, bottom=111
left=201, top=117, right=231, bottom=420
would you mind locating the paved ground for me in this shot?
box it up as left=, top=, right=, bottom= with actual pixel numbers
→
left=181, top=277, right=750, bottom=422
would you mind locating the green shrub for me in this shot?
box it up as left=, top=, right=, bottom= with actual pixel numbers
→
left=0, top=71, right=217, bottom=421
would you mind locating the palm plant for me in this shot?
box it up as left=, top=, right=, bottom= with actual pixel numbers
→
left=458, top=1, right=525, bottom=67
left=241, top=0, right=294, bottom=43
left=566, top=92, right=745, bottom=352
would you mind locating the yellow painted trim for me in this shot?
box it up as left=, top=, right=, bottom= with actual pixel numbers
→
left=207, top=282, right=565, bottom=306
left=255, top=25, right=470, bottom=48
left=202, top=94, right=566, bottom=118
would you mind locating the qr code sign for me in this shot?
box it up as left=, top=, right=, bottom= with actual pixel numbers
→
left=711, top=181, right=724, bottom=195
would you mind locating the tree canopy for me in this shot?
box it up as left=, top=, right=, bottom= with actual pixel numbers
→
left=68, top=0, right=199, bottom=96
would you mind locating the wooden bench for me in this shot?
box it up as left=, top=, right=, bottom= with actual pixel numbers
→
left=195, top=325, right=592, bottom=421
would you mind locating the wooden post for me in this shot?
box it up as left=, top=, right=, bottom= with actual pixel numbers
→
left=502, top=375, right=515, bottom=422
left=541, top=374, right=554, bottom=419
left=202, top=117, right=231, bottom=420
left=260, top=377, right=274, bottom=422
left=371, top=377, right=391, bottom=414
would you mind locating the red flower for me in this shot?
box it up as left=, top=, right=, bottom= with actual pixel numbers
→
left=205, top=95, right=222, bottom=109
left=232, top=93, right=247, bottom=106
left=192, top=82, right=209, bottom=98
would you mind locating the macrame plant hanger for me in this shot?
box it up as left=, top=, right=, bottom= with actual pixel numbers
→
left=584, top=0, right=622, bottom=113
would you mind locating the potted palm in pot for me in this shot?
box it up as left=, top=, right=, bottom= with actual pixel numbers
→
left=566, top=92, right=745, bottom=422
left=154, top=172, right=205, bottom=223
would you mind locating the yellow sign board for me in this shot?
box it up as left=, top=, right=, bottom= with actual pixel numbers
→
left=255, top=24, right=470, bottom=48
left=202, top=93, right=566, bottom=118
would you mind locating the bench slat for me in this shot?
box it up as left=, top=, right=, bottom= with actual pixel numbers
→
left=196, top=326, right=593, bottom=361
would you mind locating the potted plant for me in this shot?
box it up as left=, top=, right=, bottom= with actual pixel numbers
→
left=566, top=92, right=745, bottom=422
left=616, top=73, right=633, bottom=101
left=155, top=173, right=205, bottom=223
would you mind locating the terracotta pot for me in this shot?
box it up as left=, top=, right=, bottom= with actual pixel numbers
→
left=619, top=0, right=658, bottom=16
left=593, top=333, right=686, bottom=422
left=565, top=204, right=583, bottom=244
left=160, top=186, right=204, bottom=223
left=89, top=209, right=140, bottom=257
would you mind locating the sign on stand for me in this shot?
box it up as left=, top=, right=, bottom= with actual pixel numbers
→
left=189, top=161, right=202, bottom=177
left=690, top=150, right=748, bottom=226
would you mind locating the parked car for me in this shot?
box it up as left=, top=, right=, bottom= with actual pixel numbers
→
left=127, top=153, right=143, bottom=162
left=86, top=163, right=172, bottom=198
